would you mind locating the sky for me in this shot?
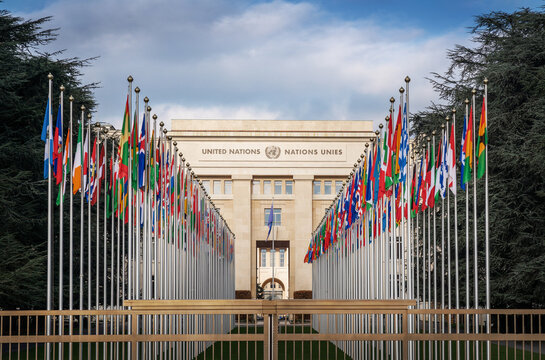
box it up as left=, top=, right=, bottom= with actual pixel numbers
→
left=5, top=0, right=543, bottom=130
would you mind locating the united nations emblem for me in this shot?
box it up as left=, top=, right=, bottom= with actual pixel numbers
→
left=265, top=145, right=281, bottom=159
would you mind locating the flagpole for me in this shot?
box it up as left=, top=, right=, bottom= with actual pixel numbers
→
left=452, top=107, right=461, bottom=360
left=472, top=88, right=479, bottom=359
left=464, top=98, right=470, bottom=360
left=58, top=86, right=65, bottom=358
left=78, top=104, right=84, bottom=360
left=484, top=78, right=491, bottom=360
left=102, top=133, right=108, bottom=359
left=68, top=94, right=74, bottom=360
left=446, top=116, right=453, bottom=360
left=94, top=123, right=100, bottom=358
left=45, top=73, right=53, bottom=360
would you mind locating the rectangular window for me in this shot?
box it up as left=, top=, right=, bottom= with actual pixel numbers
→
left=324, top=180, right=332, bottom=194
left=213, top=180, right=221, bottom=194
left=224, top=180, right=232, bottom=195
left=252, top=180, right=260, bottom=194
left=274, top=180, right=282, bottom=194
left=313, top=180, right=321, bottom=195
left=271, top=249, right=275, bottom=267
left=396, top=237, right=403, bottom=259
left=261, top=249, right=267, bottom=267
left=335, top=180, right=343, bottom=194
left=279, top=249, right=285, bottom=267
left=263, top=180, right=271, bottom=195
left=285, top=180, right=293, bottom=195
left=202, top=180, right=210, bottom=193
left=264, top=208, right=281, bottom=226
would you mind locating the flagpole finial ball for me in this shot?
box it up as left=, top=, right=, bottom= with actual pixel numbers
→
left=173, top=141, right=177, bottom=146
left=144, top=96, right=149, bottom=103
left=452, top=108, right=456, bottom=114
left=87, top=113, right=92, bottom=119
left=365, top=143, right=369, bottom=148
left=127, top=75, right=133, bottom=82
left=147, top=106, right=151, bottom=112
left=360, top=154, right=364, bottom=159
left=163, top=129, right=167, bottom=134
left=427, top=137, right=431, bottom=142
left=81, top=105, right=85, bottom=110
left=431, top=130, right=436, bottom=136
left=182, top=157, right=185, bottom=162
left=405, top=76, right=410, bottom=82
left=60, top=85, right=65, bottom=92
left=399, top=87, right=405, bottom=94
left=379, top=123, right=383, bottom=129
left=390, top=97, right=395, bottom=103
left=179, top=153, right=182, bottom=157
left=446, top=115, right=450, bottom=122
left=374, top=130, right=379, bottom=136
left=472, top=88, right=476, bottom=94
left=47, top=73, right=53, bottom=80
left=441, top=124, right=445, bottom=129
left=167, top=136, right=172, bottom=141
left=134, top=87, right=140, bottom=94
left=484, top=78, right=488, bottom=84
left=191, top=171, right=194, bottom=176
left=411, top=155, right=414, bottom=160
left=385, top=116, right=389, bottom=122
left=159, top=121, right=164, bottom=127
left=186, top=162, right=190, bottom=167
left=153, top=114, right=158, bottom=120
left=358, top=157, right=362, bottom=162
left=69, top=95, right=74, bottom=102
left=465, top=99, right=469, bottom=104
left=353, top=163, right=357, bottom=168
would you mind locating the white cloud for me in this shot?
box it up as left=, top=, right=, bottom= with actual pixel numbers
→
left=18, top=0, right=468, bottom=130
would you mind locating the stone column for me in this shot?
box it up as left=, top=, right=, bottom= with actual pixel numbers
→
left=232, top=174, right=252, bottom=297
left=292, top=175, right=313, bottom=296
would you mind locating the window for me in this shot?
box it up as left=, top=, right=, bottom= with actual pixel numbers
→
left=313, top=180, right=321, bottom=195
left=335, top=180, right=343, bottom=194
left=285, top=180, right=293, bottom=195
left=252, top=180, right=260, bottom=194
left=224, top=180, right=232, bottom=195
left=396, top=237, right=403, bottom=259
left=263, top=180, right=271, bottom=194
left=324, top=180, right=332, bottom=194
left=279, top=249, right=285, bottom=267
left=202, top=180, right=210, bottom=193
left=274, top=180, right=282, bottom=194
left=261, top=249, right=267, bottom=267
left=213, top=180, right=221, bottom=194
left=270, top=249, right=275, bottom=267
left=264, top=208, right=282, bottom=226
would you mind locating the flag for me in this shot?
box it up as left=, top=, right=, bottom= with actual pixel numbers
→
left=426, top=142, right=435, bottom=208
left=447, top=122, right=456, bottom=195
left=88, top=137, right=97, bottom=203
left=477, top=97, right=487, bottom=179
left=56, top=129, right=70, bottom=206
left=399, top=104, right=408, bottom=185
left=463, top=107, right=473, bottom=184
left=440, top=129, right=448, bottom=198
left=460, top=115, right=467, bottom=191
left=266, top=201, right=274, bottom=240
left=138, top=113, right=146, bottom=189
left=42, top=100, right=51, bottom=178
left=118, top=96, right=130, bottom=179
left=72, top=120, right=83, bottom=194
left=53, top=105, right=63, bottom=185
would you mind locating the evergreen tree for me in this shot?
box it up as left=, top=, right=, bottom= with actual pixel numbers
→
left=0, top=9, right=95, bottom=309
left=412, top=8, right=545, bottom=308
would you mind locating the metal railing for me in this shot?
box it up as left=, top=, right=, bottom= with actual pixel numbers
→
left=1, top=300, right=545, bottom=359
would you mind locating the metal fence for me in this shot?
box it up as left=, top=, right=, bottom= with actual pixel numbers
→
left=1, top=300, right=545, bottom=359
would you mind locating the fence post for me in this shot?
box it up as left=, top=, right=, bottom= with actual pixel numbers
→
left=131, top=311, right=138, bottom=360
left=402, top=309, right=408, bottom=360
left=264, top=314, right=270, bottom=360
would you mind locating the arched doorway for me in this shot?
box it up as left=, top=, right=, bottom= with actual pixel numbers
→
left=261, top=278, right=286, bottom=299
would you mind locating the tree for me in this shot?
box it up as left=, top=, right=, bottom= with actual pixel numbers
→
left=0, top=9, right=96, bottom=309
left=412, top=8, right=545, bottom=308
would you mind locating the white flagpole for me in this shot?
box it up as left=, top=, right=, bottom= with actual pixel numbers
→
left=86, top=113, right=92, bottom=360
left=46, top=73, right=53, bottom=360
left=94, top=124, right=100, bottom=358
left=102, top=135, right=108, bottom=359
left=78, top=104, right=85, bottom=360
left=58, top=86, right=64, bottom=357
left=452, top=107, right=461, bottom=360
left=472, top=88, right=479, bottom=359
left=68, top=94, right=74, bottom=360
left=484, top=78, right=491, bottom=360
left=464, top=98, right=470, bottom=360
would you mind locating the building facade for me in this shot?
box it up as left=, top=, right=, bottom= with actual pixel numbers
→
left=170, top=119, right=374, bottom=298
